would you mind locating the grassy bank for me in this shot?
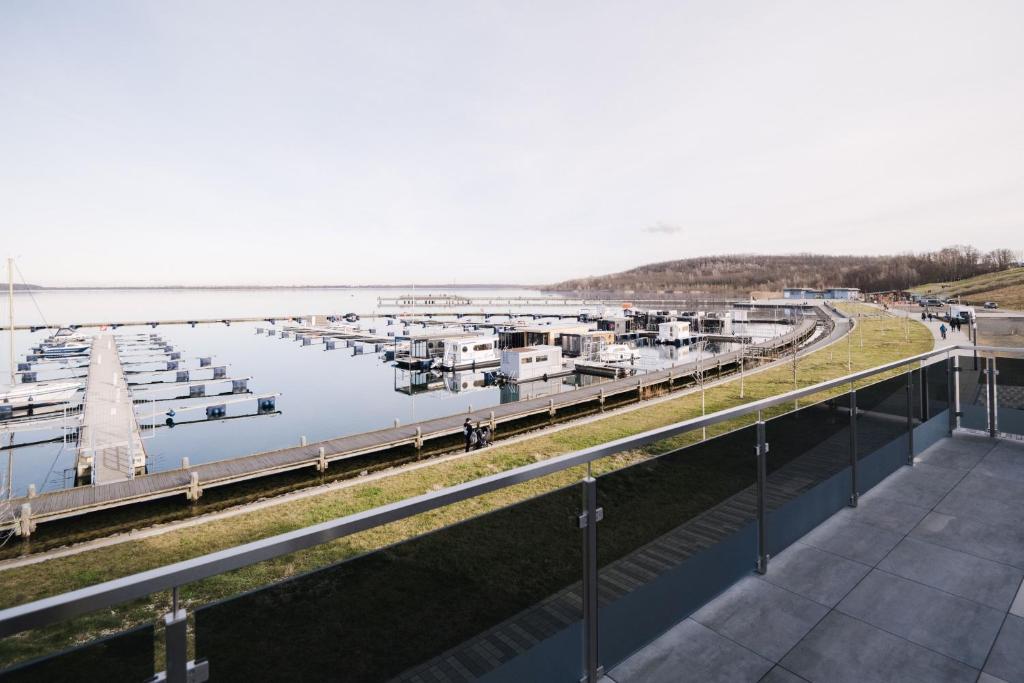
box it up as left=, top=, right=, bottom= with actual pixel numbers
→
left=912, top=266, right=1024, bottom=309
left=0, top=305, right=933, bottom=667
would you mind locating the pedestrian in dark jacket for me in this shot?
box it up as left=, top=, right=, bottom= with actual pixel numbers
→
left=464, top=418, right=473, bottom=452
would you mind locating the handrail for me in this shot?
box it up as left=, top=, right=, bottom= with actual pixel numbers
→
left=0, top=341, right=1017, bottom=637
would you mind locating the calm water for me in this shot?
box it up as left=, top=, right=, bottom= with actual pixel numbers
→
left=0, top=288, right=788, bottom=497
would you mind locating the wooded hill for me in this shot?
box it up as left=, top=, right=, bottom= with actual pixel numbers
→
left=547, top=247, right=1019, bottom=296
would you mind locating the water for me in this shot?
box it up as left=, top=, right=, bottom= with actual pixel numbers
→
left=0, top=289, right=789, bottom=497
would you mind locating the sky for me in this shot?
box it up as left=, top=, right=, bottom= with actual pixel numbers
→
left=2, top=0, right=1023, bottom=286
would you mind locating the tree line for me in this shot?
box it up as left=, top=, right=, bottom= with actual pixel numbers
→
left=547, top=246, right=1021, bottom=295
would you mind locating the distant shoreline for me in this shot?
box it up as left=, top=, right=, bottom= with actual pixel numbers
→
left=12, top=283, right=535, bottom=292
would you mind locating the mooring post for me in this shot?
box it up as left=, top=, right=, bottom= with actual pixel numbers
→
left=181, top=457, right=189, bottom=469
left=415, top=427, right=423, bottom=450
left=489, top=410, right=496, bottom=432
left=548, top=398, right=556, bottom=417
left=27, top=484, right=35, bottom=499
left=300, top=435, right=307, bottom=447
left=187, top=472, right=202, bottom=501
left=317, top=446, right=328, bottom=472
left=19, top=504, right=34, bottom=538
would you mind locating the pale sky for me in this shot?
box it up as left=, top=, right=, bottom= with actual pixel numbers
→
left=2, top=1, right=1022, bottom=286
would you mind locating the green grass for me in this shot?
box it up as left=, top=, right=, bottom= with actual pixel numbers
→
left=912, top=267, right=1024, bottom=308
left=0, top=304, right=933, bottom=668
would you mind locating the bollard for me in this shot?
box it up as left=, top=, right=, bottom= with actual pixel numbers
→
left=394, top=418, right=400, bottom=428
left=181, top=457, right=190, bottom=469
left=317, top=447, right=328, bottom=473
left=27, top=484, right=36, bottom=499
left=187, top=472, right=202, bottom=501
left=300, top=435, right=307, bottom=447
left=19, top=504, right=34, bottom=537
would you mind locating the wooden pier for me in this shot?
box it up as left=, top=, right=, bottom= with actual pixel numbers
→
left=74, top=334, right=147, bottom=485
left=3, top=314, right=831, bottom=535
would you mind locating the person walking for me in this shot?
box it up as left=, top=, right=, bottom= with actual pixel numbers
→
left=463, top=418, right=473, bottom=452
left=939, top=323, right=947, bottom=340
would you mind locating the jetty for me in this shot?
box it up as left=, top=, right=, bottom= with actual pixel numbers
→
left=3, top=312, right=833, bottom=536
left=74, top=334, right=147, bottom=484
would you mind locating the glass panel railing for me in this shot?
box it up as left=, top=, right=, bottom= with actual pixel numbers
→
left=996, top=356, right=1024, bottom=437
left=765, top=396, right=853, bottom=555
left=596, top=424, right=758, bottom=669
left=194, top=484, right=583, bottom=683
left=856, top=372, right=910, bottom=491
left=0, top=623, right=154, bottom=682
left=925, top=359, right=950, bottom=420
left=959, top=359, right=989, bottom=431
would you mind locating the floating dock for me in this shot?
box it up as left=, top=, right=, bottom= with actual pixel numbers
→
left=75, top=334, right=147, bottom=485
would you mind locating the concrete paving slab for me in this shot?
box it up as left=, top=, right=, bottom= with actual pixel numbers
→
left=1011, top=581, right=1024, bottom=618
left=870, top=463, right=964, bottom=508
left=983, top=614, right=1024, bottom=683
left=780, top=612, right=977, bottom=683
left=759, top=542, right=871, bottom=607
left=916, top=436, right=995, bottom=471
left=608, top=618, right=772, bottom=683
left=832, top=492, right=929, bottom=535
left=978, top=673, right=1011, bottom=683
left=878, top=537, right=1024, bottom=611
left=799, top=516, right=903, bottom=566
left=912, top=512, right=1024, bottom=570
left=975, top=445, right=1024, bottom=483
left=691, top=576, right=828, bottom=662
left=836, top=570, right=1004, bottom=668
left=758, top=666, right=808, bottom=682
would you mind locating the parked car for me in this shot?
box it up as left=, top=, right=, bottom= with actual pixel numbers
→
left=984, top=301, right=999, bottom=309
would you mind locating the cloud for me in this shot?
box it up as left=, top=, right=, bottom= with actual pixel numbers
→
left=644, top=222, right=683, bottom=235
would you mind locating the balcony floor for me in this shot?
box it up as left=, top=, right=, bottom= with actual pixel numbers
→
left=604, top=433, right=1024, bottom=683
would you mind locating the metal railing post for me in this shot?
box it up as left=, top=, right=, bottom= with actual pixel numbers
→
left=949, top=355, right=960, bottom=434
left=165, top=588, right=187, bottom=683
left=906, top=370, right=915, bottom=464
left=920, top=365, right=930, bottom=422
left=988, top=356, right=998, bottom=438
left=756, top=420, right=769, bottom=574
left=580, top=477, right=602, bottom=683
left=849, top=388, right=858, bottom=507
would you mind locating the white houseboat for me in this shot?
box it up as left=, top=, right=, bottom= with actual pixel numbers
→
left=499, top=346, right=565, bottom=382
left=435, top=335, right=500, bottom=371
left=656, top=321, right=706, bottom=347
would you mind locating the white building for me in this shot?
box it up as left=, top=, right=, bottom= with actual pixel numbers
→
left=657, top=321, right=691, bottom=345
left=500, top=345, right=564, bottom=381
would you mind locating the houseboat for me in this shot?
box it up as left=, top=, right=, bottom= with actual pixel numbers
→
left=656, top=321, right=706, bottom=347
left=499, top=345, right=565, bottom=382
left=435, top=335, right=500, bottom=371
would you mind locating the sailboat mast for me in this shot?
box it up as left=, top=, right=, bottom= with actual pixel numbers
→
left=7, top=257, right=13, bottom=387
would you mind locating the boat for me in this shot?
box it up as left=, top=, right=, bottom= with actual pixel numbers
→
left=434, top=335, right=500, bottom=371
left=0, top=380, right=82, bottom=410
left=1, top=260, right=84, bottom=413
left=598, top=344, right=640, bottom=362
left=35, top=343, right=91, bottom=358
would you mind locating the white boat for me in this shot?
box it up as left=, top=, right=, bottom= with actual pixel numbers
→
left=598, top=344, right=640, bottom=362
left=0, top=380, right=82, bottom=409
left=435, top=335, right=500, bottom=370
left=36, top=343, right=90, bottom=357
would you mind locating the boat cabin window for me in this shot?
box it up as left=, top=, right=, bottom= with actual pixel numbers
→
left=535, top=355, right=548, bottom=362
left=473, top=343, right=492, bottom=351
left=462, top=346, right=469, bottom=352
left=522, top=357, right=533, bottom=364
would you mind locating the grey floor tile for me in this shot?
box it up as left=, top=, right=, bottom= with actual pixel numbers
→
left=836, top=570, right=1004, bottom=667
left=975, top=444, right=1024, bottom=484
left=978, top=672, right=1012, bottom=683
left=833, top=493, right=929, bottom=535
left=692, top=576, right=828, bottom=662
left=878, top=537, right=1024, bottom=610
left=911, top=511, right=1024, bottom=569
left=870, top=463, right=965, bottom=508
left=984, top=615, right=1024, bottom=683
left=760, top=542, right=870, bottom=607
left=800, top=516, right=903, bottom=565
left=759, top=666, right=808, bottom=682
left=781, top=611, right=977, bottom=683
left=608, top=618, right=772, bottom=683
left=935, top=485, right=1024, bottom=529
left=917, top=437, right=993, bottom=471
left=1012, top=582, right=1024, bottom=618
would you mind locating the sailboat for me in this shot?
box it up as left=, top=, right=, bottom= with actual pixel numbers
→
left=1, top=259, right=83, bottom=411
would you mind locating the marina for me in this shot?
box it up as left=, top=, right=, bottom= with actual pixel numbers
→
left=0, top=305, right=830, bottom=535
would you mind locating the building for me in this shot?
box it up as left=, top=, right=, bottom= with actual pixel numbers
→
left=783, top=287, right=861, bottom=300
